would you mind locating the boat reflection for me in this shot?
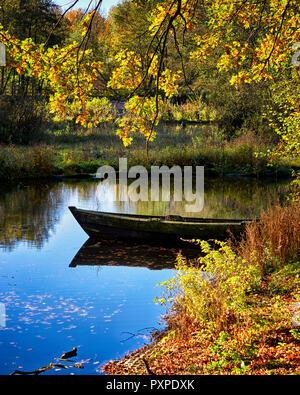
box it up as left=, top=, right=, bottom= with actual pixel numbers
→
left=69, top=238, right=199, bottom=270
left=0, top=178, right=291, bottom=251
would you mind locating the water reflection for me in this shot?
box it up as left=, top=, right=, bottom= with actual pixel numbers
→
left=0, top=176, right=293, bottom=375
left=0, top=182, right=64, bottom=251
left=0, top=177, right=291, bottom=251
left=70, top=239, right=199, bottom=270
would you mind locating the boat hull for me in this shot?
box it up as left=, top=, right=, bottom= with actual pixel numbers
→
left=69, top=206, right=250, bottom=243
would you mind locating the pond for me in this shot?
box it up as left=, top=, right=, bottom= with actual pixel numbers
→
left=0, top=177, right=291, bottom=374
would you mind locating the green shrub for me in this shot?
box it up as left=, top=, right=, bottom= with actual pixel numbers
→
left=0, top=96, right=48, bottom=144
left=212, top=83, right=269, bottom=139
left=156, top=240, right=261, bottom=333
left=52, top=97, right=117, bottom=124
left=86, top=97, right=117, bottom=123
left=0, top=145, right=56, bottom=179
left=160, top=99, right=217, bottom=123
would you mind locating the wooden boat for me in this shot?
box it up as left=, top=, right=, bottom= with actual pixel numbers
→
left=69, top=206, right=252, bottom=243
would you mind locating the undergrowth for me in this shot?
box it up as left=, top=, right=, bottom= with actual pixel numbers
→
left=103, top=204, right=300, bottom=375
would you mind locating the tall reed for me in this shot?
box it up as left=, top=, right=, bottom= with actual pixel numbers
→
left=240, top=203, right=300, bottom=273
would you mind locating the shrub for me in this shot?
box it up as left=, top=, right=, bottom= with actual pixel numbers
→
left=160, top=99, right=217, bottom=122
left=52, top=97, right=117, bottom=124
left=240, top=203, right=300, bottom=274
left=156, top=204, right=299, bottom=336
left=85, top=97, right=117, bottom=123
left=214, top=83, right=268, bottom=139
left=0, top=144, right=56, bottom=179
left=0, top=96, right=48, bottom=144
left=156, top=240, right=261, bottom=333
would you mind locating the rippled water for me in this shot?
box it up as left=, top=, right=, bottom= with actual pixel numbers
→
left=0, top=177, right=291, bottom=374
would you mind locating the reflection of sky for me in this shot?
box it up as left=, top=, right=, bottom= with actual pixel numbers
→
left=0, top=303, right=5, bottom=328
left=0, top=200, right=173, bottom=375
left=0, top=178, right=292, bottom=374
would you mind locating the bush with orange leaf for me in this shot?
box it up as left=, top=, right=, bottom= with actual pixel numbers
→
left=240, top=204, right=300, bottom=275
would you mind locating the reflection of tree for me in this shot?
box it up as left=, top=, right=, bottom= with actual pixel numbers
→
left=0, top=179, right=109, bottom=251
left=191, top=178, right=292, bottom=219
left=0, top=182, right=65, bottom=251
left=112, top=178, right=291, bottom=219
left=0, top=177, right=291, bottom=251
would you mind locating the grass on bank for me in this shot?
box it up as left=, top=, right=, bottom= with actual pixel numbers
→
left=0, top=123, right=298, bottom=180
left=102, top=204, right=300, bottom=375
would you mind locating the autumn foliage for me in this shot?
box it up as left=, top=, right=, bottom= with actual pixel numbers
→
left=103, top=204, right=300, bottom=375
left=0, top=0, right=299, bottom=167
left=0, top=10, right=103, bottom=128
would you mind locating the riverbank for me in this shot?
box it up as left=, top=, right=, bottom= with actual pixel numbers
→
left=0, top=123, right=299, bottom=181
left=102, top=205, right=300, bottom=375
left=102, top=272, right=300, bottom=375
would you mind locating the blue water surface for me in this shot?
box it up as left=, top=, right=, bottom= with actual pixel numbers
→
left=0, top=181, right=174, bottom=375
left=0, top=177, right=290, bottom=374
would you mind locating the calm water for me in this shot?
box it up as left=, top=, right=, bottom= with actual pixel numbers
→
left=0, top=177, right=291, bottom=375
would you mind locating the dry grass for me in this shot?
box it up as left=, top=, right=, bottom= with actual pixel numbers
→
left=102, top=204, right=300, bottom=376
left=240, top=203, right=300, bottom=273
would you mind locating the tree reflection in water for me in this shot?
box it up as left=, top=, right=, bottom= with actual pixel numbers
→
left=0, top=177, right=292, bottom=251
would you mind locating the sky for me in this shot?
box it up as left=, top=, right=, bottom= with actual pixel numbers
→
left=55, top=0, right=121, bottom=16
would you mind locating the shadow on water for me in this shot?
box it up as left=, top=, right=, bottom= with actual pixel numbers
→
left=69, top=238, right=200, bottom=270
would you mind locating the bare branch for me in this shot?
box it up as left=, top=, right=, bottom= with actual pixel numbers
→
left=260, top=0, right=291, bottom=74
left=45, top=0, right=81, bottom=46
